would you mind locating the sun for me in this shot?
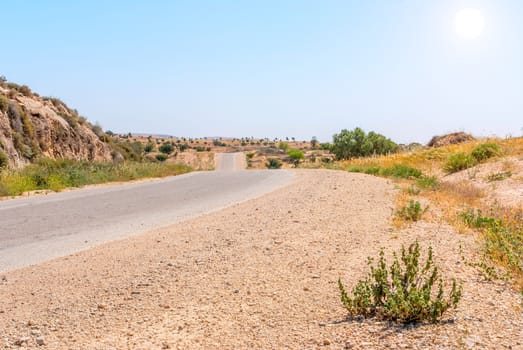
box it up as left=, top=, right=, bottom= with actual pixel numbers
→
left=455, top=8, right=485, bottom=39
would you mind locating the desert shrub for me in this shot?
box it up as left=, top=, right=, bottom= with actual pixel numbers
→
left=461, top=208, right=523, bottom=284
left=278, top=142, right=289, bottom=151
left=397, top=200, right=426, bottom=221
left=155, top=153, right=168, bottom=162
left=90, top=124, right=105, bottom=138
left=486, top=171, right=511, bottom=182
left=195, top=146, right=206, bottom=152
left=460, top=209, right=501, bottom=229
left=18, top=85, right=32, bottom=97
left=144, top=142, right=155, bottom=153
left=471, top=143, right=499, bottom=162
left=347, top=164, right=422, bottom=179
left=109, top=139, right=143, bottom=161
left=339, top=241, right=462, bottom=323
left=20, top=109, right=35, bottom=137
left=416, top=176, right=439, bottom=190
left=0, top=94, right=8, bottom=113
left=287, top=148, right=304, bottom=167
left=212, top=139, right=226, bottom=147
left=266, top=158, right=282, bottom=169
left=0, top=149, right=9, bottom=168
left=246, top=152, right=255, bottom=159
left=159, top=143, right=174, bottom=154
left=443, top=153, right=476, bottom=173
left=381, top=164, right=422, bottom=179
left=332, top=127, right=398, bottom=160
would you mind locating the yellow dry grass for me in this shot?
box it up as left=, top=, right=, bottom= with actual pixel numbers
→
left=338, top=136, right=523, bottom=175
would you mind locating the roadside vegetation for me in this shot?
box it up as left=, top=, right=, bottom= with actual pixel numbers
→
left=336, top=134, right=523, bottom=290
left=0, top=159, right=191, bottom=197
left=339, top=241, right=462, bottom=323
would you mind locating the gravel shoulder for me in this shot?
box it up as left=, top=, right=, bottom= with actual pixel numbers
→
left=0, top=170, right=521, bottom=349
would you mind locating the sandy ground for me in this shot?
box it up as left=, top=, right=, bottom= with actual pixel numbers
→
left=0, top=170, right=521, bottom=349
left=443, top=156, right=523, bottom=207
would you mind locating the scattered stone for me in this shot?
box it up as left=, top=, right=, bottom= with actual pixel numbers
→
left=323, top=338, right=331, bottom=346
left=14, top=337, right=29, bottom=346
left=36, top=337, right=45, bottom=346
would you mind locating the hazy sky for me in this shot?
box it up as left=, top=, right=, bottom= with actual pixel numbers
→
left=1, top=0, right=522, bottom=143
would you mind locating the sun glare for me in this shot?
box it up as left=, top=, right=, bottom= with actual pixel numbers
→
left=455, top=8, right=485, bottom=39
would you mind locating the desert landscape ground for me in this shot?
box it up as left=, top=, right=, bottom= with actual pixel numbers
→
left=1, top=4, right=522, bottom=346
left=1, top=87, right=522, bottom=347
left=0, top=167, right=521, bottom=349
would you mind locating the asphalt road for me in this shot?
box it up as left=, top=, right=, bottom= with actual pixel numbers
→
left=0, top=153, right=293, bottom=272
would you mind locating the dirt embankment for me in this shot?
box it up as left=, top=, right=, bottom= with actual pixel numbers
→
left=0, top=170, right=521, bottom=349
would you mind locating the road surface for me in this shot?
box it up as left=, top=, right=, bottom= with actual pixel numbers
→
left=0, top=153, right=293, bottom=272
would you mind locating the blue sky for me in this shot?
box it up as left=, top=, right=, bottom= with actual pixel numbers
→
left=1, top=0, right=522, bottom=143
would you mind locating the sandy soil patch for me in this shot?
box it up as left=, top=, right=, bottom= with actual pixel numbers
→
left=0, top=170, right=521, bottom=349
left=443, top=156, right=523, bottom=207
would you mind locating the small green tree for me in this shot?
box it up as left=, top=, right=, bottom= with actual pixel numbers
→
left=332, top=127, right=398, bottom=160
left=287, top=149, right=304, bottom=167
left=310, top=136, right=318, bottom=149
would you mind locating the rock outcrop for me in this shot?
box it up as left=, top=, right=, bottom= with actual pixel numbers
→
left=0, top=81, right=112, bottom=168
left=427, top=132, right=475, bottom=148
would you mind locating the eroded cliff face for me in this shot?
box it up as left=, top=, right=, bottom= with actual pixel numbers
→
left=0, top=84, right=112, bottom=168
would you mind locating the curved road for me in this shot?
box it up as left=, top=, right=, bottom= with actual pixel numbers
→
left=0, top=153, right=293, bottom=272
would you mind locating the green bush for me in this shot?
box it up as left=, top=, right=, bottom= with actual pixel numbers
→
left=159, top=143, right=174, bottom=154
left=397, top=200, right=425, bottom=221
left=460, top=208, right=523, bottom=281
left=155, top=153, right=168, bottom=162
left=460, top=209, right=501, bottom=229
left=381, top=164, right=422, bottom=179
left=266, top=158, right=282, bottom=169
left=286, top=148, right=304, bottom=167
left=416, top=176, right=439, bottom=190
left=347, top=164, right=422, bottom=179
left=144, top=142, right=155, bottom=153
left=332, top=127, right=398, bottom=160
left=471, top=143, right=499, bottom=162
left=278, top=142, right=289, bottom=151
left=443, top=153, right=476, bottom=173
left=338, top=241, right=462, bottom=323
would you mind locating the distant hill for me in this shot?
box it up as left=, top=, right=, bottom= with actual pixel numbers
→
left=0, top=78, right=112, bottom=168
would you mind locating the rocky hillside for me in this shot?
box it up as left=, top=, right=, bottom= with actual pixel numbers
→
left=0, top=79, right=112, bottom=168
